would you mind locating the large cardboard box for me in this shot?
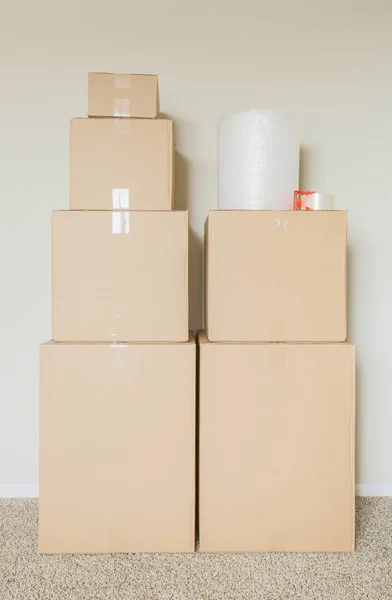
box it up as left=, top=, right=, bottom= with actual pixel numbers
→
left=52, top=210, right=188, bottom=342
left=88, top=72, right=159, bottom=118
left=70, top=118, right=173, bottom=210
left=39, top=337, right=196, bottom=553
left=199, top=332, right=355, bottom=552
left=205, top=211, right=347, bottom=342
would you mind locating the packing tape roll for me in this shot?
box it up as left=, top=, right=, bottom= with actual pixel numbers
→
left=304, top=193, right=335, bottom=210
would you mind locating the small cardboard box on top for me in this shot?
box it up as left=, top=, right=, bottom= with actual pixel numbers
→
left=205, top=210, right=347, bottom=342
left=39, top=336, right=195, bottom=553
left=88, top=72, right=159, bottom=118
left=52, top=210, right=188, bottom=342
left=198, top=332, right=355, bottom=553
left=70, top=117, right=173, bottom=210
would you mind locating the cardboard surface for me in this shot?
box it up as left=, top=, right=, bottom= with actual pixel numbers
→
left=205, top=211, right=347, bottom=342
left=70, top=118, right=173, bottom=210
left=88, top=72, right=158, bottom=118
left=199, top=332, right=355, bottom=552
left=52, top=210, right=188, bottom=342
left=39, top=338, right=195, bottom=553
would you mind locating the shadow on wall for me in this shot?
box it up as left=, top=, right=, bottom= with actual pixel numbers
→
left=175, top=151, right=203, bottom=331
left=347, top=244, right=362, bottom=486
left=299, top=145, right=322, bottom=191
left=304, top=139, right=362, bottom=483
left=301, top=145, right=360, bottom=484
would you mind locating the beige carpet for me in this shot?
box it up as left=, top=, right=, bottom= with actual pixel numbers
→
left=0, top=498, right=392, bottom=599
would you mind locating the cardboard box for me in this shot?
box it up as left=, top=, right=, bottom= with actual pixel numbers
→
left=199, top=332, right=355, bottom=552
left=205, top=211, right=347, bottom=342
left=70, top=118, right=173, bottom=210
left=39, top=337, right=195, bottom=553
left=52, top=210, right=188, bottom=342
left=88, top=72, right=159, bottom=118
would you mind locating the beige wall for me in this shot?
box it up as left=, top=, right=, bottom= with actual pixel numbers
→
left=1, top=0, right=391, bottom=494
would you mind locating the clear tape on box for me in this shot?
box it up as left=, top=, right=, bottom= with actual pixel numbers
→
left=218, top=110, right=300, bottom=210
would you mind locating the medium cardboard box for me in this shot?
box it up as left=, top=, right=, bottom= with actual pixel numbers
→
left=199, top=332, right=355, bottom=552
left=205, top=210, right=347, bottom=342
left=88, top=72, right=159, bottom=118
left=39, top=337, right=195, bottom=553
left=52, top=210, right=188, bottom=342
left=70, top=118, right=173, bottom=210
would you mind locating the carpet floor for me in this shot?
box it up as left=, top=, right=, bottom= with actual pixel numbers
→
left=1, top=498, right=392, bottom=599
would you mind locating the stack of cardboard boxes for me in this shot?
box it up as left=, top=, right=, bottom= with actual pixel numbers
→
left=199, top=210, right=355, bottom=552
left=39, top=75, right=354, bottom=555
left=39, top=74, right=196, bottom=554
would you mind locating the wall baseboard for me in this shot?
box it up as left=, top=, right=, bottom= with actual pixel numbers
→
left=0, top=485, right=39, bottom=498
left=0, top=484, right=391, bottom=499
left=355, top=484, right=392, bottom=497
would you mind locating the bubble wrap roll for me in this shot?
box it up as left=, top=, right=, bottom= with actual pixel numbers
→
left=218, top=110, right=300, bottom=210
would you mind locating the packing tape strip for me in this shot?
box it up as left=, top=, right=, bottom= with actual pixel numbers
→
left=113, top=119, right=130, bottom=134
left=112, top=211, right=130, bottom=234
left=114, top=98, right=131, bottom=117
left=114, top=74, right=132, bottom=89
left=275, top=216, right=288, bottom=233
left=112, top=189, right=129, bottom=209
